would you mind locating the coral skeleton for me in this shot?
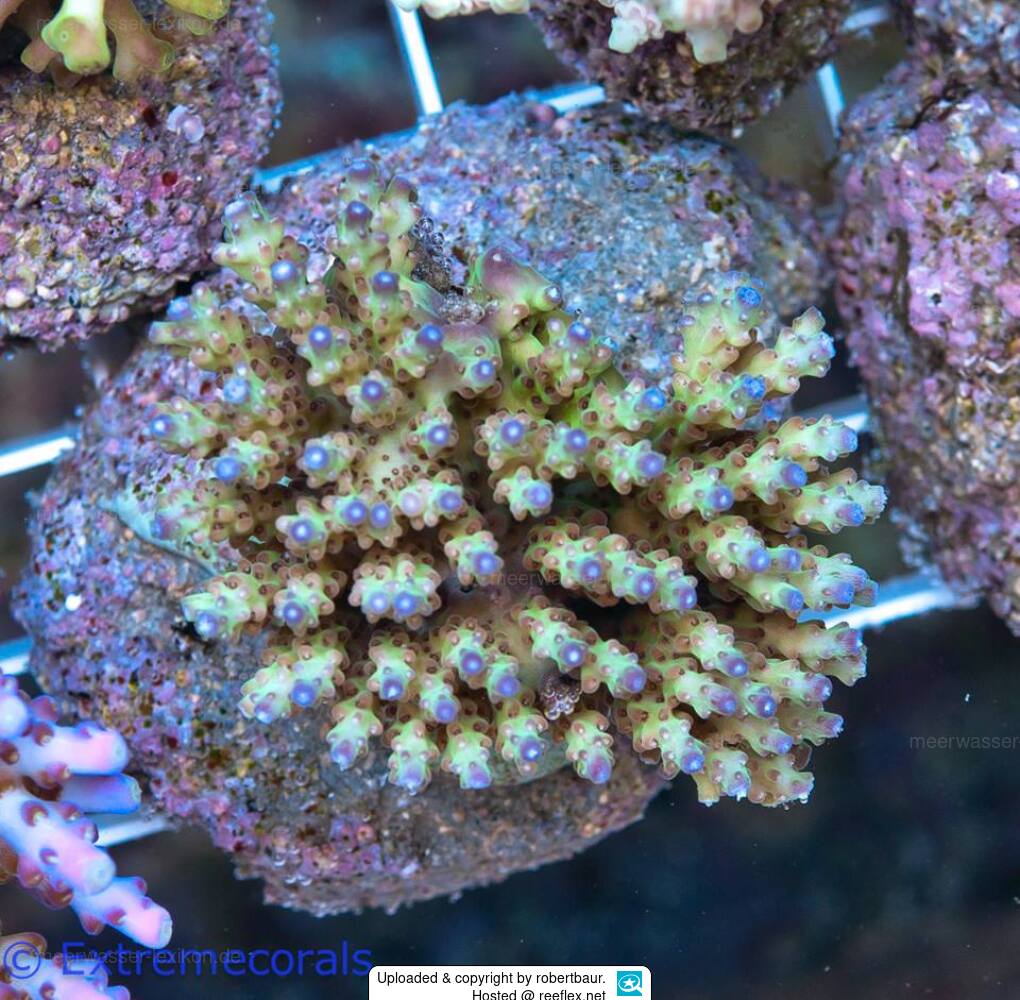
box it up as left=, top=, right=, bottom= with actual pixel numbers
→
left=0, top=0, right=230, bottom=80
left=395, top=0, right=777, bottom=62
left=122, top=162, right=883, bottom=808
left=0, top=676, right=171, bottom=950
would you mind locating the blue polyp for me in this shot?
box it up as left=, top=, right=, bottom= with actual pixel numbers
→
left=674, top=584, right=698, bottom=610
left=282, top=602, right=306, bottom=627
left=473, top=551, right=499, bottom=577
left=780, top=588, right=806, bottom=613
left=214, top=456, right=242, bottom=483
left=303, top=445, right=329, bottom=472
left=345, top=200, right=372, bottom=225
left=291, top=682, right=317, bottom=708
left=710, top=485, right=735, bottom=511
left=776, top=548, right=802, bottom=572
left=463, top=762, right=492, bottom=790
left=830, top=581, right=856, bottom=606
left=416, top=324, right=444, bottom=349
left=472, top=359, right=496, bottom=384
left=367, top=592, right=390, bottom=616
left=561, top=641, right=587, bottom=669
left=331, top=739, right=356, bottom=769
left=760, top=401, right=784, bottom=422
left=254, top=701, right=276, bottom=726
left=372, top=271, right=398, bottom=295
left=288, top=518, right=315, bottom=544
left=567, top=321, right=591, bottom=343
left=308, top=325, right=333, bottom=351
left=565, top=428, right=589, bottom=453
left=380, top=678, right=404, bottom=701
left=426, top=424, right=450, bottom=446
left=166, top=298, right=193, bottom=321
left=433, top=698, right=459, bottom=724
left=460, top=650, right=485, bottom=676
left=526, top=482, right=553, bottom=508
left=221, top=376, right=250, bottom=405
left=838, top=503, right=866, bottom=527
left=580, top=558, right=604, bottom=584
left=622, top=666, right=647, bottom=694
left=500, top=419, right=525, bottom=445
left=640, top=387, right=667, bottom=412
left=634, top=572, right=657, bottom=598
left=680, top=750, right=705, bottom=775
left=839, top=628, right=864, bottom=655
left=396, top=765, right=425, bottom=792
left=770, top=732, right=794, bottom=755
left=638, top=452, right=666, bottom=480
left=711, top=689, right=739, bottom=716
left=194, top=612, right=222, bottom=640
left=736, top=285, right=763, bottom=308
left=393, top=592, right=419, bottom=618
left=343, top=500, right=367, bottom=525
left=750, top=691, right=778, bottom=718
left=811, top=675, right=834, bottom=703
left=149, top=415, right=174, bottom=438
left=519, top=736, right=544, bottom=763
left=741, top=375, right=766, bottom=400
left=361, top=378, right=385, bottom=403
left=587, top=755, right=611, bottom=784
left=722, top=654, right=748, bottom=678
left=270, top=260, right=298, bottom=285
left=841, top=426, right=859, bottom=453
left=369, top=503, right=391, bottom=528
left=495, top=675, right=520, bottom=698
left=781, top=462, right=809, bottom=489
left=438, top=490, right=463, bottom=514
left=746, top=547, right=771, bottom=573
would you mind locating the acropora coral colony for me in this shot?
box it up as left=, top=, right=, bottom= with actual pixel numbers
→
left=0, top=0, right=230, bottom=81
left=0, top=676, right=170, bottom=999
left=396, top=0, right=775, bottom=64
left=117, top=160, right=884, bottom=807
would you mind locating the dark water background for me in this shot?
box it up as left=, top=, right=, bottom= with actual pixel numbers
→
left=3, top=3, right=1019, bottom=997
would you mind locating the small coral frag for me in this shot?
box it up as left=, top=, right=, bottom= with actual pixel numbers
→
left=123, top=161, right=883, bottom=808
left=0, top=676, right=171, bottom=950
left=0, top=0, right=230, bottom=81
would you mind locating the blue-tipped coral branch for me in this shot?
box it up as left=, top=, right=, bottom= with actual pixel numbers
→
left=118, top=161, right=884, bottom=808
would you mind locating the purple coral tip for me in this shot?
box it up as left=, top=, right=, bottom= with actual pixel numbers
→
left=746, top=547, right=771, bottom=572
left=213, top=456, right=242, bottom=483
left=565, top=428, right=589, bottom=453
left=291, top=682, right=317, bottom=708
left=587, top=755, right=612, bottom=784
left=749, top=692, right=777, bottom=718
left=580, top=558, right=604, bottom=583
left=331, top=739, right=357, bottom=769
left=736, top=285, right=763, bottom=309
left=289, top=518, right=315, bottom=544
left=495, top=675, right=520, bottom=698
left=393, top=592, right=419, bottom=617
left=367, top=592, right=390, bottom=616
left=567, top=321, right=591, bottom=343
left=460, top=651, right=485, bottom=676
left=710, top=485, right=735, bottom=511
left=167, top=298, right=192, bottom=321
left=525, top=482, right=553, bottom=509
left=711, top=690, right=739, bottom=716
left=304, top=444, right=329, bottom=470
left=463, top=762, right=492, bottom=790
left=841, top=426, right=859, bottom=453
left=741, top=375, right=766, bottom=400
left=830, top=581, right=856, bottom=606
left=561, top=641, right=588, bottom=669
left=345, top=200, right=372, bottom=226
left=433, top=698, right=458, bottom=724
left=500, top=419, right=525, bottom=444
left=439, top=490, right=463, bottom=513
left=638, top=452, right=666, bottom=480
left=640, top=387, right=667, bottom=412
left=473, top=551, right=499, bottom=576
left=361, top=379, right=385, bottom=403
left=680, top=750, right=705, bottom=774
left=372, top=271, right=398, bottom=295
left=776, top=548, right=802, bottom=572
left=282, top=602, right=306, bottom=627
left=344, top=500, right=367, bottom=525
left=194, top=612, right=222, bottom=640
left=417, top=324, right=444, bottom=349
left=380, top=678, right=405, bottom=701
left=838, top=503, right=866, bottom=527
left=369, top=503, right=391, bottom=528
left=721, top=654, right=748, bottom=678
left=771, top=733, right=795, bottom=755
left=781, top=462, right=809, bottom=489
left=839, top=628, right=864, bottom=655
left=809, top=676, right=833, bottom=703
left=426, top=424, right=451, bottom=446
left=635, top=572, right=657, bottom=598
left=472, top=359, right=496, bottom=383
left=622, top=666, right=647, bottom=694
left=149, top=415, right=174, bottom=438
left=780, top=588, right=805, bottom=613
left=308, top=325, right=333, bottom=351
left=270, top=260, right=298, bottom=284
left=520, top=736, right=544, bottom=762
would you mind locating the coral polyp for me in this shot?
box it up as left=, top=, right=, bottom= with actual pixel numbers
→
left=0, top=0, right=230, bottom=81
left=0, top=676, right=171, bottom=950
left=118, top=161, right=882, bottom=809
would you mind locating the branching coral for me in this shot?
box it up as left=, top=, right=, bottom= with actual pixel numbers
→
left=0, top=931, right=130, bottom=999
left=119, top=161, right=883, bottom=808
left=396, top=0, right=777, bottom=63
left=0, top=676, right=171, bottom=949
left=0, top=0, right=230, bottom=81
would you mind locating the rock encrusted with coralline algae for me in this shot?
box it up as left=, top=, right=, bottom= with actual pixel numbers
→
left=834, top=64, right=1020, bottom=634
left=13, top=142, right=877, bottom=914
left=0, top=0, right=279, bottom=351
left=893, top=0, right=1019, bottom=87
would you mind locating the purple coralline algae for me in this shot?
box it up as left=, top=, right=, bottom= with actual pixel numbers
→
left=833, top=63, right=1020, bottom=634
left=893, top=0, right=1019, bottom=87
left=0, top=0, right=279, bottom=351
left=14, top=103, right=873, bottom=915
left=0, top=675, right=169, bottom=999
